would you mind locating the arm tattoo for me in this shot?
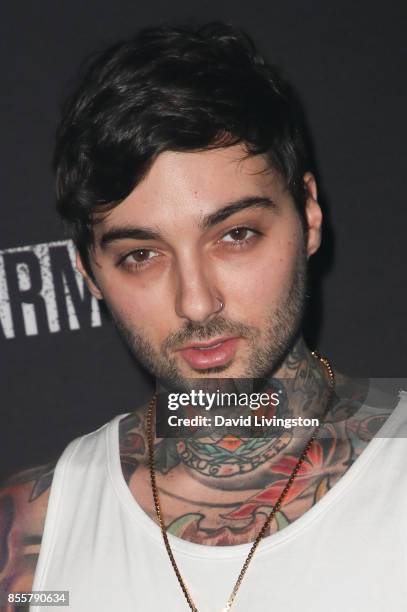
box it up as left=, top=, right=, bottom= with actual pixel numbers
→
left=0, top=496, right=14, bottom=574
left=0, top=463, right=55, bottom=599
left=3, top=464, right=55, bottom=502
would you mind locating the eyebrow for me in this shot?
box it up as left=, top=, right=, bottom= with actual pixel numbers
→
left=201, top=196, right=274, bottom=229
left=99, top=195, right=275, bottom=249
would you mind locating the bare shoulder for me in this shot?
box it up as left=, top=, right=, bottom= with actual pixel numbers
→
left=0, top=463, right=55, bottom=596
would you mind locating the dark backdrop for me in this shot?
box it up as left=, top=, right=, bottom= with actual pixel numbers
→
left=1, top=0, right=406, bottom=481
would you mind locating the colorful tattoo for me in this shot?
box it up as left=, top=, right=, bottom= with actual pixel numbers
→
left=0, top=464, right=55, bottom=599
left=119, top=339, right=395, bottom=546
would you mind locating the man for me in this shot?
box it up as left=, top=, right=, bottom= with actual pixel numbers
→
left=0, top=22, right=406, bottom=612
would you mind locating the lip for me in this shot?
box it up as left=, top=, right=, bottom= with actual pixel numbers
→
left=177, top=336, right=240, bottom=370
left=179, top=336, right=238, bottom=350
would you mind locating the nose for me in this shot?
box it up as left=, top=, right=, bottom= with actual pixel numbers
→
left=174, top=255, right=224, bottom=324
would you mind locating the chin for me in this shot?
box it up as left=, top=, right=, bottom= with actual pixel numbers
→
left=183, top=368, right=257, bottom=385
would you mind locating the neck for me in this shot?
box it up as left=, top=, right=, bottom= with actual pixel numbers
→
left=117, top=338, right=333, bottom=486
left=167, top=338, right=332, bottom=481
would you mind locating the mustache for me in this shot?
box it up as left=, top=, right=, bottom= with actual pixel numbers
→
left=162, top=316, right=259, bottom=352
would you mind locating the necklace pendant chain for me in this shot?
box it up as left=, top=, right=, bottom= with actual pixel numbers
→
left=147, top=352, right=334, bottom=611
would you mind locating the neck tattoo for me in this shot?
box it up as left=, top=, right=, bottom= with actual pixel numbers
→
left=146, top=351, right=335, bottom=612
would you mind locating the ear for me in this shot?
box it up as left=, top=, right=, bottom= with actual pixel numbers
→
left=75, top=251, right=103, bottom=300
left=303, top=172, right=323, bottom=258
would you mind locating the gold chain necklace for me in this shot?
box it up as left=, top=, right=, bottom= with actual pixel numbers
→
left=146, top=352, right=334, bottom=612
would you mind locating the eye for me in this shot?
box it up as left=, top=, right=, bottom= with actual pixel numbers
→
left=220, top=226, right=260, bottom=244
left=119, top=248, right=159, bottom=270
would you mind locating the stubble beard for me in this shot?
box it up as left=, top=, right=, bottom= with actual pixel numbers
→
left=110, top=248, right=307, bottom=391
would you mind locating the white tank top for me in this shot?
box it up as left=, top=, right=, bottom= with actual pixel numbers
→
left=32, top=392, right=407, bottom=612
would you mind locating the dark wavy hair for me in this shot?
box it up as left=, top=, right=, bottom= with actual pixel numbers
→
left=54, top=22, right=313, bottom=276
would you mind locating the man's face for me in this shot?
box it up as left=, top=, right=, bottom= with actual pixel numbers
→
left=79, top=144, right=322, bottom=388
